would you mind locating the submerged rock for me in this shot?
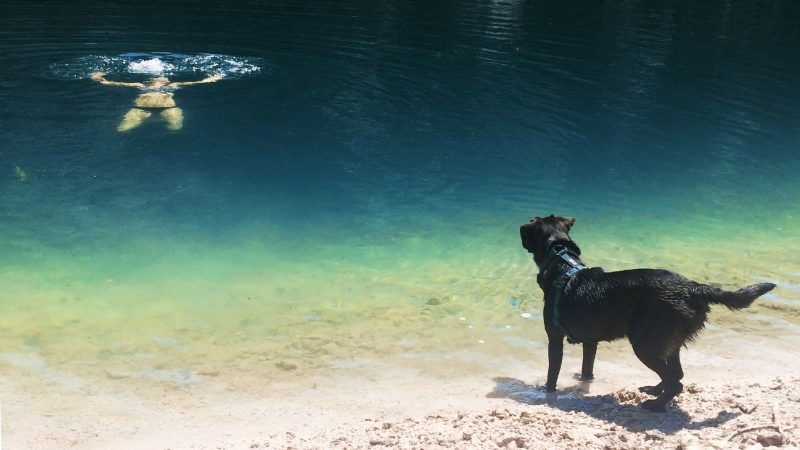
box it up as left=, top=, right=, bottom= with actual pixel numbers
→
left=104, top=368, right=131, bottom=380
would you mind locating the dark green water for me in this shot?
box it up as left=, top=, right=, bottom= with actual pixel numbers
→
left=1, top=0, right=798, bottom=397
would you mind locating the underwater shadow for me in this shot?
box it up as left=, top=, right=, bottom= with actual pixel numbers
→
left=487, top=377, right=739, bottom=435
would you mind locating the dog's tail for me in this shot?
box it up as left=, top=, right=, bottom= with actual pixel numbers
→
left=693, top=282, right=776, bottom=310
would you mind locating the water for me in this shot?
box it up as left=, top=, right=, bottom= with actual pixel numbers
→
left=1, top=0, right=799, bottom=404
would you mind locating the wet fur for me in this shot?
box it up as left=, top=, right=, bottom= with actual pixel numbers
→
left=519, top=215, right=776, bottom=411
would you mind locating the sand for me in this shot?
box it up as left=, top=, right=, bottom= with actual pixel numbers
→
left=2, top=376, right=799, bottom=450
left=320, top=379, right=800, bottom=450
left=2, top=336, right=799, bottom=450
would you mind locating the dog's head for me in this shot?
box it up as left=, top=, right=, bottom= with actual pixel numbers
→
left=519, top=215, right=578, bottom=266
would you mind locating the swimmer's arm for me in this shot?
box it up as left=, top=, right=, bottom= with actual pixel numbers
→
left=170, top=73, right=224, bottom=88
left=90, top=72, right=145, bottom=89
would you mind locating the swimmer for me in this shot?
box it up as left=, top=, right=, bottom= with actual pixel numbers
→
left=90, top=71, right=223, bottom=132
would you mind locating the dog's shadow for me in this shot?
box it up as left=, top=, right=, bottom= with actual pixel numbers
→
left=487, top=376, right=739, bottom=434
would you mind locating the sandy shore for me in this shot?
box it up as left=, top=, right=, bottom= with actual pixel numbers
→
left=321, top=382, right=799, bottom=450
left=318, top=377, right=800, bottom=450
left=2, top=345, right=798, bottom=449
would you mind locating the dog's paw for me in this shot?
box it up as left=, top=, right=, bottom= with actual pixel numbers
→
left=638, top=383, right=664, bottom=396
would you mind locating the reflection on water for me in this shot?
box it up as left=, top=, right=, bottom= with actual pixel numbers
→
left=1, top=0, right=799, bottom=403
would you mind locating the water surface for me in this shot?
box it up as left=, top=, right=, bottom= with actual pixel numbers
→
left=1, top=0, right=799, bottom=401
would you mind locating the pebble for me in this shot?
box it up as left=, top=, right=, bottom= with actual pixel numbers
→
left=275, top=361, right=298, bottom=371
left=498, top=437, right=525, bottom=448
left=644, top=430, right=665, bottom=441
left=756, top=431, right=783, bottom=447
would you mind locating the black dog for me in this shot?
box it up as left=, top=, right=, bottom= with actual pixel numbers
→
left=519, top=215, right=776, bottom=411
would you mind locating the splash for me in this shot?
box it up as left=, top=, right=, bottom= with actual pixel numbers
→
left=49, top=52, right=265, bottom=79
left=128, top=57, right=174, bottom=74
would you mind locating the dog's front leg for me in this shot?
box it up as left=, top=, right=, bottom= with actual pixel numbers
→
left=545, top=333, right=564, bottom=391
left=581, top=341, right=598, bottom=380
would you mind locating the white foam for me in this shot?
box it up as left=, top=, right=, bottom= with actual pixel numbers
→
left=128, top=58, right=173, bottom=75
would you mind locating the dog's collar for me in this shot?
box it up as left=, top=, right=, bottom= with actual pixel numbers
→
left=536, top=244, right=584, bottom=280
left=536, top=244, right=586, bottom=345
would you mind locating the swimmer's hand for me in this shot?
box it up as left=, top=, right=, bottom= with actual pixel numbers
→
left=205, top=73, right=224, bottom=82
left=90, top=71, right=106, bottom=81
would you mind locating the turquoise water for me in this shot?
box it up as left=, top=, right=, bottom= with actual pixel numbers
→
left=1, top=0, right=799, bottom=398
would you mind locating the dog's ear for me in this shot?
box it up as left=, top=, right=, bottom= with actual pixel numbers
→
left=561, top=216, right=576, bottom=230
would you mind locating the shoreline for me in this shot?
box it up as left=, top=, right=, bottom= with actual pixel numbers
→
left=2, top=338, right=799, bottom=449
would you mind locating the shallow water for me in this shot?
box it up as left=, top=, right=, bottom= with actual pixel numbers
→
left=1, top=0, right=799, bottom=402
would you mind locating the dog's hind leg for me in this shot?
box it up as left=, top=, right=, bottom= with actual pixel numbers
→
left=643, top=352, right=683, bottom=411
left=637, top=351, right=684, bottom=396
left=581, top=341, right=598, bottom=380
left=632, top=344, right=684, bottom=412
